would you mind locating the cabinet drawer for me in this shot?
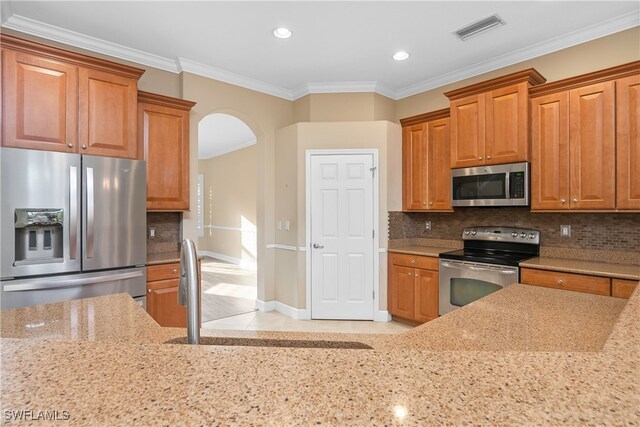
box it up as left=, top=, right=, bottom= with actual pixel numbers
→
left=521, top=268, right=610, bottom=296
left=391, top=253, right=439, bottom=270
left=147, top=263, right=180, bottom=282
left=612, top=279, right=638, bottom=299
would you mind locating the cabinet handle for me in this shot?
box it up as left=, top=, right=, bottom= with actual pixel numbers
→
left=557, top=279, right=564, bottom=285
left=429, top=201, right=433, bottom=206
left=478, top=156, right=483, bottom=160
left=172, top=269, right=177, bottom=273
left=415, top=273, right=419, bottom=277
left=82, top=145, right=87, bottom=150
left=560, top=199, right=566, bottom=204
left=422, top=202, right=427, bottom=205
left=572, top=198, right=578, bottom=203
left=411, top=259, right=415, bottom=264
left=487, top=155, right=491, bottom=160
left=67, top=143, right=73, bottom=149
left=148, top=289, right=151, bottom=293
left=407, top=272, right=413, bottom=276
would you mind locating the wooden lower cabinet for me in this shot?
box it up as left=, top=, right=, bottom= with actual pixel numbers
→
left=146, top=261, right=201, bottom=327
left=612, top=279, right=639, bottom=299
left=521, top=268, right=613, bottom=296
left=388, top=253, right=439, bottom=324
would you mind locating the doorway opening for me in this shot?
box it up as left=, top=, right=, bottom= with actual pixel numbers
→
left=197, top=113, right=258, bottom=323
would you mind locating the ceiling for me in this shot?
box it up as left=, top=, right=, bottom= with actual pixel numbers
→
left=198, top=114, right=256, bottom=159
left=1, top=1, right=638, bottom=100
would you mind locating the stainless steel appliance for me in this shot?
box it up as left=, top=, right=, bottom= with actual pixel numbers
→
left=178, top=239, right=200, bottom=344
left=1, top=147, right=147, bottom=309
left=439, top=226, right=540, bottom=315
left=451, top=162, right=529, bottom=207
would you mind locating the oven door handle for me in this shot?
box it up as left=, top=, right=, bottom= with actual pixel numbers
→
left=440, top=261, right=516, bottom=274
left=468, top=266, right=516, bottom=274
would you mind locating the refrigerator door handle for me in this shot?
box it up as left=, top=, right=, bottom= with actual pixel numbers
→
left=86, top=166, right=94, bottom=258
left=3, top=270, right=144, bottom=292
left=69, top=166, right=78, bottom=260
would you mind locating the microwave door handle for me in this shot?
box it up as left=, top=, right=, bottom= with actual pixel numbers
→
left=505, top=172, right=510, bottom=199
left=69, top=166, right=78, bottom=260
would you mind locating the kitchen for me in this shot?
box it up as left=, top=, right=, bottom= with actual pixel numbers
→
left=1, top=1, right=639, bottom=425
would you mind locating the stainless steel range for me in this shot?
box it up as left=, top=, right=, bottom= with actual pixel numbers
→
left=439, top=226, right=540, bottom=315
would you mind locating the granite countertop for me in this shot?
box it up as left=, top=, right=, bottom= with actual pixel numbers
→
left=1, top=286, right=639, bottom=425
left=147, top=251, right=205, bottom=265
left=387, top=245, right=455, bottom=257
left=521, top=256, right=640, bottom=280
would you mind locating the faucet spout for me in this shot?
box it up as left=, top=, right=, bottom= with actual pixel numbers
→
left=178, top=239, right=200, bottom=344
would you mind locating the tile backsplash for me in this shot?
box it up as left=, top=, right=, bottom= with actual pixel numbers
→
left=146, top=212, right=181, bottom=254
left=388, top=208, right=640, bottom=252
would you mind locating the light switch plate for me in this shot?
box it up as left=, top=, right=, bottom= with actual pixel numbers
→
left=425, top=221, right=432, bottom=231
left=148, top=227, right=156, bottom=238
left=560, top=225, right=571, bottom=237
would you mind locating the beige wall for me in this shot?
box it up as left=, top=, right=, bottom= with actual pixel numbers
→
left=197, top=145, right=257, bottom=264
left=274, top=121, right=402, bottom=310
left=396, top=27, right=640, bottom=120
left=180, top=72, right=295, bottom=303
left=292, top=93, right=396, bottom=122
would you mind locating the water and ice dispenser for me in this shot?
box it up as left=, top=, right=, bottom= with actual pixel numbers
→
left=14, top=209, right=64, bottom=266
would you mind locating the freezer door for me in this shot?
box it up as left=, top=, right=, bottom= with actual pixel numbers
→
left=0, top=267, right=146, bottom=309
left=1, top=148, right=81, bottom=279
left=82, top=155, right=146, bottom=271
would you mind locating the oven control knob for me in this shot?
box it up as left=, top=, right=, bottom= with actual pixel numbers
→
left=511, top=232, right=518, bottom=237
left=464, top=230, right=470, bottom=235
left=520, top=232, right=527, bottom=238
left=529, top=233, right=536, bottom=239
left=471, top=230, right=477, bottom=235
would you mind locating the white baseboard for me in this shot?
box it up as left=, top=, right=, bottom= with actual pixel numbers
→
left=255, top=299, right=310, bottom=320
left=374, top=310, right=391, bottom=322
left=199, top=250, right=257, bottom=270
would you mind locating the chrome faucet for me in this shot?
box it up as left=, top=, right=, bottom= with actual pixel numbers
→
left=178, top=239, right=200, bottom=344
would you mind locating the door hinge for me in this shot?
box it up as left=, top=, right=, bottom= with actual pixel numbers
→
left=370, top=167, right=377, bottom=178
left=372, top=229, right=375, bottom=239
left=373, top=290, right=375, bottom=299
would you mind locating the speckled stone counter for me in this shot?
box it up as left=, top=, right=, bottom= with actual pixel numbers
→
left=1, top=287, right=639, bottom=425
left=387, top=245, right=454, bottom=257
left=521, top=256, right=640, bottom=280
left=146, top=251, right=205, bottom=265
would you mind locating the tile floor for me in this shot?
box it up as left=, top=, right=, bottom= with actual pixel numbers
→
left=200, top=257, right=257, bottom=322
left=202, top=310, right=414, bottom=334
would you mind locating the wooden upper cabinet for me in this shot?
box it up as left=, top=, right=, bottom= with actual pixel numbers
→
left=400, top=109, right=452, bottom=212
left=1, top=34, right=144, bottom=158
left=449, top=93, right=485, bottom=168
left=485, top=82, right=528, bottom=165
left=138, top=91, right=195, bottom=211
left=569, top=81, right=616, bottom=209
left=530, top=92, right=570, bottom=210
left=79, top=68, right=138, bottom=159
left=445, top=69, right=546, bottom=169
left=427, top=118, right=451, bottom=210
left=616, top=74, right=640, bottom=210
left=2, top=49, right=78, bottom=152
left=402, top=124, right=428, bottom=210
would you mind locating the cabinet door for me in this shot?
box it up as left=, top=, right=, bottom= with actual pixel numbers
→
left=388, top=264, right=415, bottom=320
left=2, top=49, right=77, bottom=152
left=611, top=279, right=638, bottom=299
left=450, top=93, right=485, bottom=168
left=427, top=118, right=452, bottom=211
left=140, top=102, right=190, bottom=210
left=485, top=83, right=528, bottom=164
left=147, top=278, right=187, bottom=327
left=414, top=269, right=438, bottom=323
left=78, top=68, right=138, bottom=159
left=530, top=92, right=570, bottom=210
left=569, top=82, right=615, bottom=209
left=402, top=124, right=428, bottom=210
left=616, top=74, right=640, bottom=210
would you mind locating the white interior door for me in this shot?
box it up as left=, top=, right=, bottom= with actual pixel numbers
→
left=310, top=153, right=375, bottom=320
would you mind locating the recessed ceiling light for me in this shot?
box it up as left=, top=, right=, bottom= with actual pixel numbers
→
left=393, top=51, right=410, bottom=61
left=273, top=27, right=292, bottom=39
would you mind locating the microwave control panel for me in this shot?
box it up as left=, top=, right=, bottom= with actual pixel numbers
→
left=509, top=171, right=526, bottom=199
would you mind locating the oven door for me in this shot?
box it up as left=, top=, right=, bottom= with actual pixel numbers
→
left=439, top=259, right=519, bottom=315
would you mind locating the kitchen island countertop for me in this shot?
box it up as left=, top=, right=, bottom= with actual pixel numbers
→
left=1, top=284, right=638, bottom=425
left=520, top=256, right=640, bottom=280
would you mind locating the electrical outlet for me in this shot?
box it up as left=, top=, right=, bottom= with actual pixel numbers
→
left=148, top=227, right=156, bottom=238
left=560, top=225, right=571, bottom=237
left=425, top=221, right=432, bottom=231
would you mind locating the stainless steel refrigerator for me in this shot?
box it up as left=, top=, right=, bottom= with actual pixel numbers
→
left=1, top=147, right=147, bottom=309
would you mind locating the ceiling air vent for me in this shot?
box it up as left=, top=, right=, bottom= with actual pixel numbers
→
left=455, top=14, right=505, bottom=41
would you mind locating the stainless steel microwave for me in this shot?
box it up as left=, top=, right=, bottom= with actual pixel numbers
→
left=451, top=162, right=529, bottom=207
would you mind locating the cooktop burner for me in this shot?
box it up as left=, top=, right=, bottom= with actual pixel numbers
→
left=439, top=226, right=540, bottom=267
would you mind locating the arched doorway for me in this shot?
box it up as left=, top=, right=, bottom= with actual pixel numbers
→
left=197, top=113, right=258, bottom=323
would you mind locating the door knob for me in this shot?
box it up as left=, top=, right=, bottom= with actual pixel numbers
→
left=313, top=243, right=324, bottom=249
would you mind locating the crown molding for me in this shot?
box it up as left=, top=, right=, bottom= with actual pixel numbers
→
left=2, top=14, right=179, bottom=72
left=394, top=11, right=639, bottom=100
left=291, top=81, right=396, bottom=100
